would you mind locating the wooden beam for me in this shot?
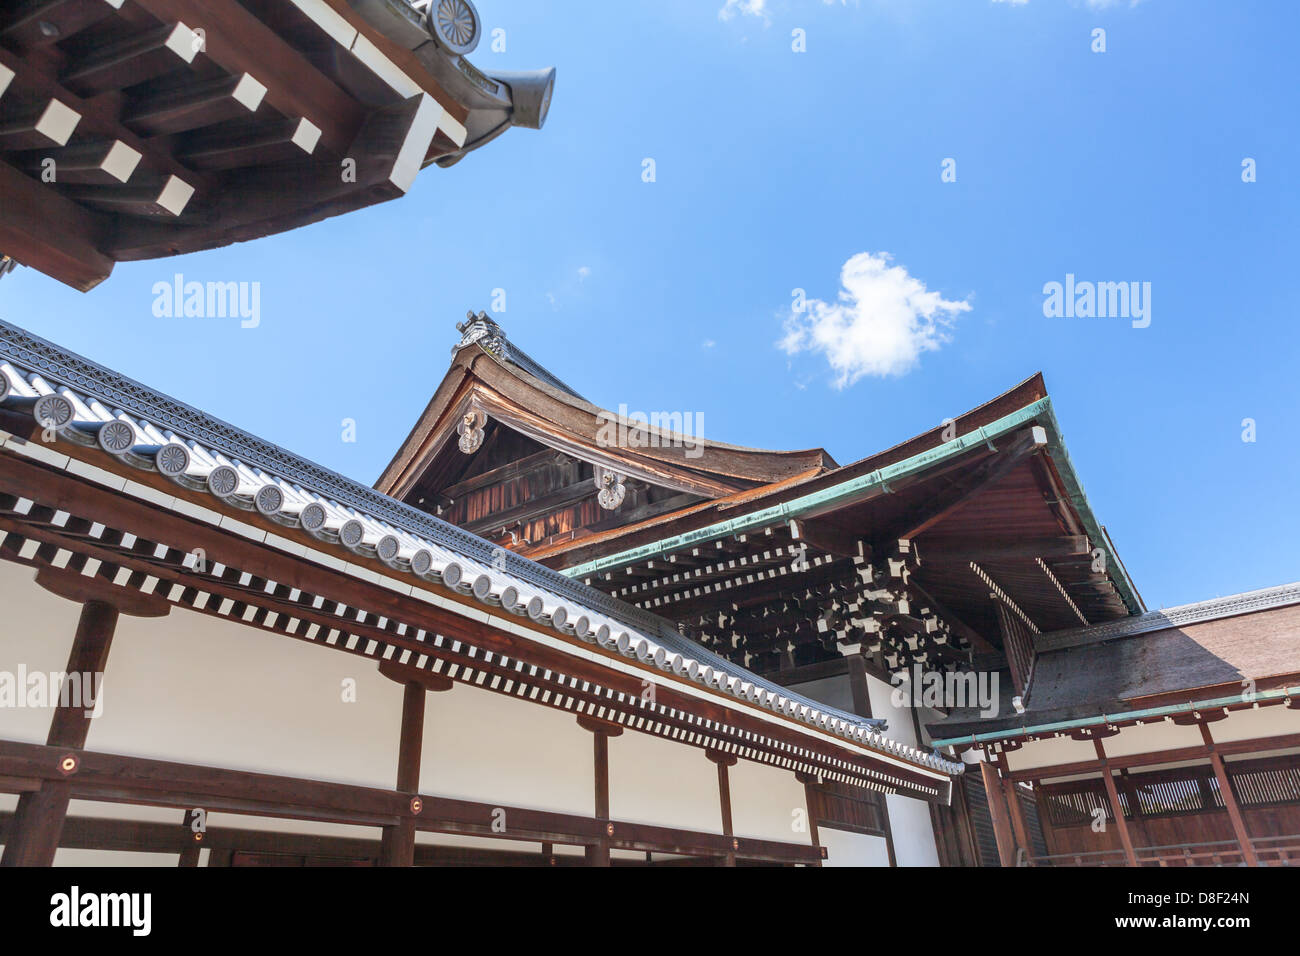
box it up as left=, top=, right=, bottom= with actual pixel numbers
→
left=583, top=719, right=617, bottom=868
left=0, top=155, right=112, bottom=290
left=1002, top=777, right=1034, bottom=865
left=1200, top=723, right=1259, bottom=866
left=0, top=598, right=117, bottom=866
left=0, top=96, right=80, bottom=149
left=379, top=679, right=425, bottom=867
left=122, top=72, right=266, bottom=137
left=0, top=450, right=947, bottom=800
left=60, top=21, right=200, bottom=97
left=0, top=738, right=824, bottom=864
left=1093, top=739, right=1139, bottom=866
left=707, top=749, right=738, bottom=867
left=175, top=116, right=320, bottom=170
left=978, top=758, right=1016, bottom=867
left=128, top=0, right=363, bottom=156
left=1, top=1, right=123, bottom=52
left=917, top=535, right=1091, bottom=564
left=14, top=137, right=142, bottom=185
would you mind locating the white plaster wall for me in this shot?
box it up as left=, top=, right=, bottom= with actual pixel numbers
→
left=607, top=728, right=722, bottom=833
left=866, top=674, right=940, bottom=866
left=0, top=560, right=83, bottom=743
left=1210, top=704, right=1300, bottom=743
left=1004, top=734, right=1099, bottom=772
left=82, top=607, right=404, bottom=789
left=1104, top=719, right=1205, bottom=757
left=728, top=757, right=811, bottom=843
left=0, top=556, right=825, bottom=862
left=419, top=681, right=593, bottom=815
left=820, top=826, right=891, bottom=867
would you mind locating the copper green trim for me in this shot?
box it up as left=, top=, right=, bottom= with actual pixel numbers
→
left=930, top=685, right=1300, bottom=748
left=562, top=397, right=1144, bottom=616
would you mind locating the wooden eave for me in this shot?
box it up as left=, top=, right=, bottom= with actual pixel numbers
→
left=0, top=0, right=485, bottom=290
left=0, top=317, right=962, bottom=798
left=376, top=342, right=838, bottom=503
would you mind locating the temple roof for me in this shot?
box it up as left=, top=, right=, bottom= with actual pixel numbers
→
left=376, top=313, right=838, bottom=503
left=0, top=316, right=962, bottom=793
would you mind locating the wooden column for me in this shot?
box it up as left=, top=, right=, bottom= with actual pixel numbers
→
left=3, top=568, right=166, bottom=867
left=1094, top=739, right=1139, bottom=867
left=978, top=757, right=1017, bottom=867
left=1200, top=723, right=1258, bottom=866
left=1001, top=775, right=1035, bottom=865
left=377, top=660, right=451, bottom=867
left=707, top=749, right=738, bottom=867
left=577, top=715, right=622, bottom=867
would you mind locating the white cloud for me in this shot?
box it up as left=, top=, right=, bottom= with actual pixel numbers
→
left=779, top=252, right=971, bottom=387
left=577, top=265, right=591, bottom=281
left=719, top=0, right=770, bottom=22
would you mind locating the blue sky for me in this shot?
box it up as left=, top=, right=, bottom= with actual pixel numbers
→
left=2, top=0, right=1296, bottom=610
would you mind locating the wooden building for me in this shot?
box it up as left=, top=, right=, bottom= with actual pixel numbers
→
left=930, top=586, right=1300, bottom=866
left=0, top=0, right=554, bottom=290
left=0, top=316, right=961, bottom=867
left=1, top=311, right=1296, bottom=866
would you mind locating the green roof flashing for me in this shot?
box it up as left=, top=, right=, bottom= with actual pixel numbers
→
left=561, top=396, right=1145, bottom=617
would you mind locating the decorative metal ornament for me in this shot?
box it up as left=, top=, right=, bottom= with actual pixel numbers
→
left=594, top=466, right=625, bottom=510
left=457, top=409, right=485, bottom=454
left=426, top=0, right=481, bottom=56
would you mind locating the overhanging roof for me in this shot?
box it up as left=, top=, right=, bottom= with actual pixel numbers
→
left=930, top=582, right=1300, bottom=746
left=0, top=317, right=962, bottom=796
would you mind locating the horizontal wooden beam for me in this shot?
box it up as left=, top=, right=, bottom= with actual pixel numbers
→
left=0, top=156, right=113, bottom=290
left=917, top=535, right=1091, bottom=564
left=0, top=739, right=822, bottom=864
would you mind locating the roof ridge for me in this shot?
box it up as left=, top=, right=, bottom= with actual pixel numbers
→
left=454, top=311, right=584, bottom=400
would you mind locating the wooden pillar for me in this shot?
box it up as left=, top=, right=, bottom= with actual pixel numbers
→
left=379, top=680, right=425, bottom=866
left=1200, top=723, right=1258, bottom=866
left=1001, top=774, right=1035, bottom=865
left=376, top=660, right=451, bottom=868
left=178, top=840, right=202, bottom=867
left=3, top=567, right=168, bottom=867
left=3, top=599, right=117, bottom=867
left=1094, top=739, right=1139, bottom=867
left=577, top=715, right=621, bottom=867
left=707, top=749, right=738, bottom=867
left=978, top=757, right=1017, bottom=867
